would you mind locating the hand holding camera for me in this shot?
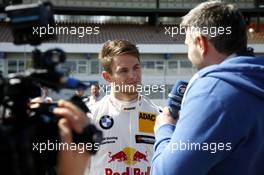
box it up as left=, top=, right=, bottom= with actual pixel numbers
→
left=0, top=2, right=103, bottom=175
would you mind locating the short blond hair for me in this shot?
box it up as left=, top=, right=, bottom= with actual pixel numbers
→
left=99, top=40, right=140, bottom=74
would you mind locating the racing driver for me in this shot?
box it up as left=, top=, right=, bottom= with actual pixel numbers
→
left=87, top=40, right=161, bottom=175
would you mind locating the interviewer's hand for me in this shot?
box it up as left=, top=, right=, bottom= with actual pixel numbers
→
left=154, top=107, right=177, bottom=133
left=53, top=100, right=90, bottom=175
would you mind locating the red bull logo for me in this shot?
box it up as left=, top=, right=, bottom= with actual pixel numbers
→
left=106, top=147, right=150, bottom=175
left=108, top=147, right=148, bottom=165
left=105, top=167, right=150, bottom=175
left=133, top=151, right=148, bottom=162
left=108, top=151, right=128, bottom=163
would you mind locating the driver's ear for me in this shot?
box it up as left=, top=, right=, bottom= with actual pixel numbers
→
left=102, top=71, right=111, bottom=83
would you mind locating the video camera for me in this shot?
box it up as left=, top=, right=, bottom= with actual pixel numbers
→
left=0, top=2, right=102, bottom=175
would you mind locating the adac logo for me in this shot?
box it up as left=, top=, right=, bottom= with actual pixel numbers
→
left=108, top=147, right=148, bottom=165
left=138, top=112, right=156, bottom=121
left=138, top=112, right=156, bottom=134
left=99, top=115, right=114, bottom=130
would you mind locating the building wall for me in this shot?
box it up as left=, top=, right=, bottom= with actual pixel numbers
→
left=0, top=51, right=197, bottom=106
left=0, top=43, right=263, bottom=106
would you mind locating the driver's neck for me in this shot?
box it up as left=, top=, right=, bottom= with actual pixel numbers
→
left=112, top=92, right=139, bottom=102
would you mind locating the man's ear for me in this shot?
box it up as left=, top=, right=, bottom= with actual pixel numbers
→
left=196, top=36, right=208, bottom=56
left=102, top=71, right=111, bottom=83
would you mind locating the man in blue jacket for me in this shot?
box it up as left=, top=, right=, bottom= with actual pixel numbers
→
left=152, top=1, right=264, bottom=175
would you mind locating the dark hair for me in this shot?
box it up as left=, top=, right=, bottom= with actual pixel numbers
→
left=181, top=1, right=247, bottom=55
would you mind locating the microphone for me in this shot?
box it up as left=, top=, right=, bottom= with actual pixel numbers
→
left=167, top=80, right=188, bottom=119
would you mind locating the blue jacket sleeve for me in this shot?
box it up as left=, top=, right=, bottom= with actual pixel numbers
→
left=151, top=93, right=235, bottom=175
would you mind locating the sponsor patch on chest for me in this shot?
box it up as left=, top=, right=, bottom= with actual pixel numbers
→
left=138, top=112, right=156, bottom=134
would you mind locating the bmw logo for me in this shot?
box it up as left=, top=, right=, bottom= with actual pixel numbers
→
left=99, top=115, right=114, bottom=130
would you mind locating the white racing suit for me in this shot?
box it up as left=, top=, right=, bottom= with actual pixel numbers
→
left=88, top=95, right=161, bottom=175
